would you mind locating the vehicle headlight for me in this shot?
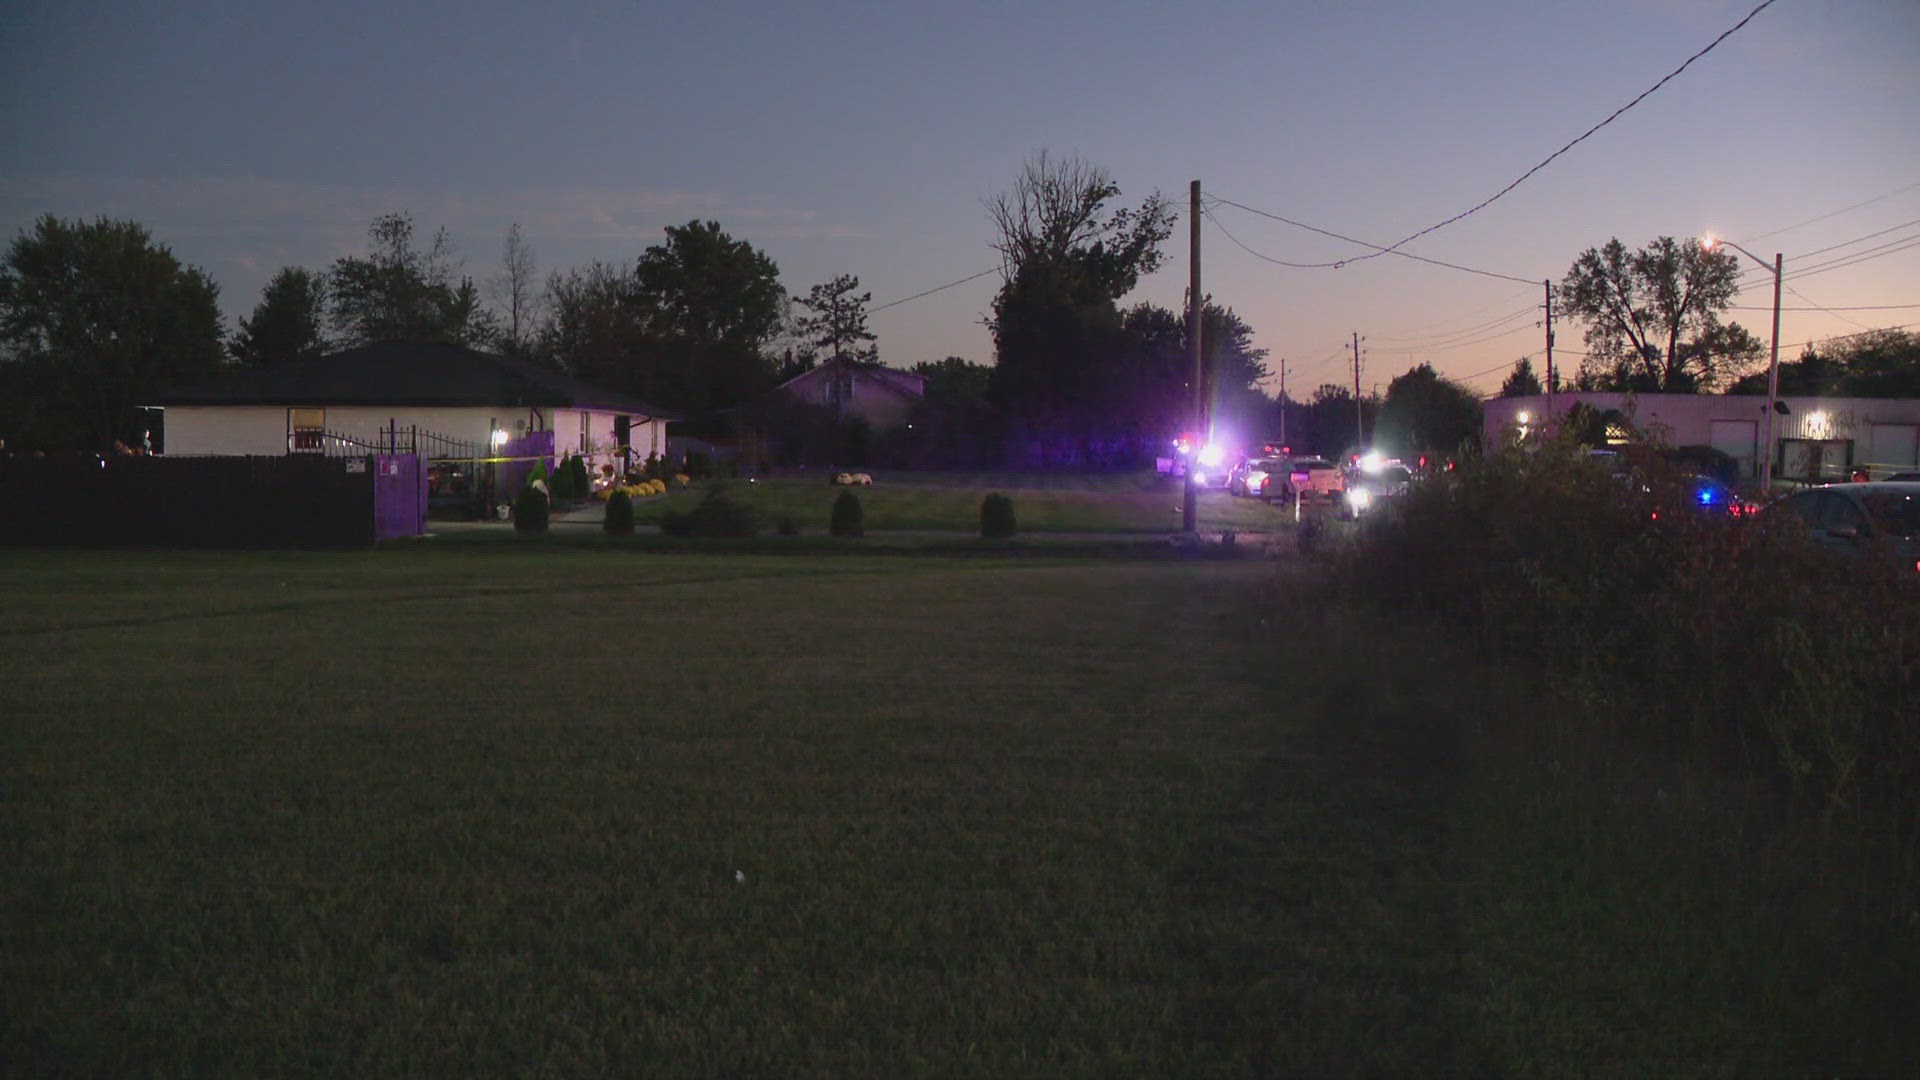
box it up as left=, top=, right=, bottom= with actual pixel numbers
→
left=1348, top=488, right=1373, bottom=511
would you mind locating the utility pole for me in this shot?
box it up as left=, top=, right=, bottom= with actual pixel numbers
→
left=1543, top=280, right=1555, bottom=437
left=1277, top=358, right=1287, bottom=450
left=1352, top=332, right=1364, bottom=455
left=1183, top=180, right=1202, bottom=533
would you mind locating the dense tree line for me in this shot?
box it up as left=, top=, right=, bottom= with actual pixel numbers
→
left=10, top=198, right=1912, bottom=460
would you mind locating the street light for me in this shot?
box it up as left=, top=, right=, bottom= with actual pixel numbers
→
left=1702, top=235, right=1783, bottom=494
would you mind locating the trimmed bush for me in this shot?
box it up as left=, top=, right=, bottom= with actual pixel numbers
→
left=603, top=489, right=635, bottom=535
left=980, top=492, right=1016, bottom=538
left=660, top=487, right=759, bottom=538
left=550, top=454, right=586, bottom=499
left=830, top=491, right=864, bottom=538
left=513, top=487, right=549, bottom=533
left=776, top=516, right=801, bottom=536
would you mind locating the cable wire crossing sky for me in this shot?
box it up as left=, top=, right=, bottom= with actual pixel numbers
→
left=3, top=0, right=1915, bottom=393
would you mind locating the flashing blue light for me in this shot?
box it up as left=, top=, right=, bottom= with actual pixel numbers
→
left=1696, top=488, right=1715, bottom=505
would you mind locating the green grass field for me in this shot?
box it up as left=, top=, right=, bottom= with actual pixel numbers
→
left=2, top=546, right=1912, bottom=1076
left=604, top=471, right=1295, bottom=534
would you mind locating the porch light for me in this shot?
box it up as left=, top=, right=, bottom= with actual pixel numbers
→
left=490, top=428, right=508, bottom=448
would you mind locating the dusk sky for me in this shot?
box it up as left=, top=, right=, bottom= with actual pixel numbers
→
left=4, top=0, right=1917, bottom=397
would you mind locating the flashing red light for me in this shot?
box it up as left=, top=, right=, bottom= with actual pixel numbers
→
left=1281, top=445, right=1291, bottom=455
left=1418, top=455, right=1428, bottom=469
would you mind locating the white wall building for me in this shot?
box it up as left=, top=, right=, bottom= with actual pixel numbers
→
left=151, top=341, right=674, bottom=473
left=1484, top=392, right=1920, bottom=482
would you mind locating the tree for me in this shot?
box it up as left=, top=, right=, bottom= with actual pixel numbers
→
left=1558, top=236, right=1758, bottom=392
left=1829, top=328, right=1920, bottom=397
left=489, top=223, right=539, bottom=358
left=911, top=356, right=993, bottom=407
left=1373, top=363, right=1482, bottom=458
left=628, top=220, right=787, bottom=412
left=0, top=215, right=223, bottom=449
left=794, top=273, right=877, bottom=366
left=984, top=152, right=1175, bottom=464
left=229, top=267, right=328, bottom=365
left=1197, top=301, right=1272, bottom=438
left=533, top=261, right=642, bottom=383
left=328, top=212, right=496, bottom=347
left=1499, top=356, right=1543, bottom=398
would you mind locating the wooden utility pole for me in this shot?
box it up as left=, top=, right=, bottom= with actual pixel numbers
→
left=1543, top=280, right=1555, bottom=436
left=1352, top=332, right=1364, bottom=454
left=1184, top=180, right=1202, bottom=533
left=1277, top=358, right=1287, bottom=451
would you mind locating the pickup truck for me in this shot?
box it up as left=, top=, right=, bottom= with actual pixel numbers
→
left=1282, top=457, right=1345, bottom=500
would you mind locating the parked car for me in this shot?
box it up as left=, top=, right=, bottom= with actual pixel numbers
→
left=1342, top=462, right=1414, bottom=518
left=1772, top=481, right=1920, bottom=575
left=1280, top=457, right=1344, bottom=501
left=1228, top=456, right=1287, bottom=499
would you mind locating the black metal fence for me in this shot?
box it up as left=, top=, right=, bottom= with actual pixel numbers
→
left=0, top=454, right=380, bottom=549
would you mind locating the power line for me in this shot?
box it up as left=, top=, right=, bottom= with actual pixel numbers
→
left=1351, top=0, right=1780, bottom=260
left=1729, top=301, right=1920, bottom=311
left=1371, top=302, right=1539, bottom=347
left=1748, top=179, right=1920, bottom=242
left=1788, top=217, right=1920, bottom=262
left=1776, top=234, right=1920, bottom=284
left=1203, top=198, right=1538, bottom=284
left=867, top=267, right=999, bottom=315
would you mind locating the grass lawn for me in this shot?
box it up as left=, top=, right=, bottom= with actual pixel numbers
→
left=605, top=470, right=1294, bottom=534
left=2, top=547, right=1911, bottom=1075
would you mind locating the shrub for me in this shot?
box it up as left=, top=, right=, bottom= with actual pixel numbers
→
left=980, top=492, right=1016, bottom=538
left=776, top=516, right=801, bottom=536
left=1327, top=434, right=1920, bottom=837
left=684, top=450, right=714, bottom=479
left=513, top=486, right=549, bottom=533
left=565, top=454, right=591, bottom=497
left=603, top=489, right=634, bottom=535
left=831, top=491, right=864, bottom=538
left=660, top=486, right=759, bottom=538
left=642, top=453, right=665, bottom=480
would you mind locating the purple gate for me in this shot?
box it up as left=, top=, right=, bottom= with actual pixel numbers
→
left=371, top=454, right=427, bottom=539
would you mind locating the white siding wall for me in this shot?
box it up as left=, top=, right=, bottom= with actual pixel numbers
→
left=164, top=407, right=292, bottom=455
left=163, top=404, right=670, bottom=463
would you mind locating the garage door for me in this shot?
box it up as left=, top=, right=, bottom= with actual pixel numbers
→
left=1709, top=419, right=1758, bottom=479
left=1868, top=423, right=1919, bottom=475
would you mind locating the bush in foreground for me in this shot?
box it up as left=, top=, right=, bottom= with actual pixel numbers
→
left=830, top=491, right=864, bottom=538
left=513, top=487, right=549, bottom=533
left=1328, top=436, right=1920, bottom=834
left=603, top=489, right=634, bottom=535
left=980, top=493, right=1016, bottom=538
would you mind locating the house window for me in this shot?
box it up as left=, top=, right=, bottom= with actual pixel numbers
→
left=826, top=374, right=855, bottom=408
left=288, top=407, right=325, bottom=453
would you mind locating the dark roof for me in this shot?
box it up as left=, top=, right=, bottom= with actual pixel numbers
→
left=153, top=341, right=677, bottom=417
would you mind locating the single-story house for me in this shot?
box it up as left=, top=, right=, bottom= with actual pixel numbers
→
left=772, top=357, right=926, bottom=432
left=668, top=358, right=929, bottom=467
left=1485, top=392, right=1920, bottom=482
left=150, top=340, right=676, bottom=474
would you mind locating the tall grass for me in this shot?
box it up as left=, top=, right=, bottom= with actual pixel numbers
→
left=1326, top=438, right=1920, bottom=843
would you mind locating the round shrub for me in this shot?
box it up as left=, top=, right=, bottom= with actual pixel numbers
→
left=830, top=491, right=864, bottom=538
left=980, top=492, right=1016, bottom=538
left=603, top=489, right=635, bottom=535
left=514, top=487, right=549, bottom=533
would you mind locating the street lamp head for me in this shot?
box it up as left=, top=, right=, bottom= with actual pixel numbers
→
left=1700, top=235, right=1717, bottom=252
